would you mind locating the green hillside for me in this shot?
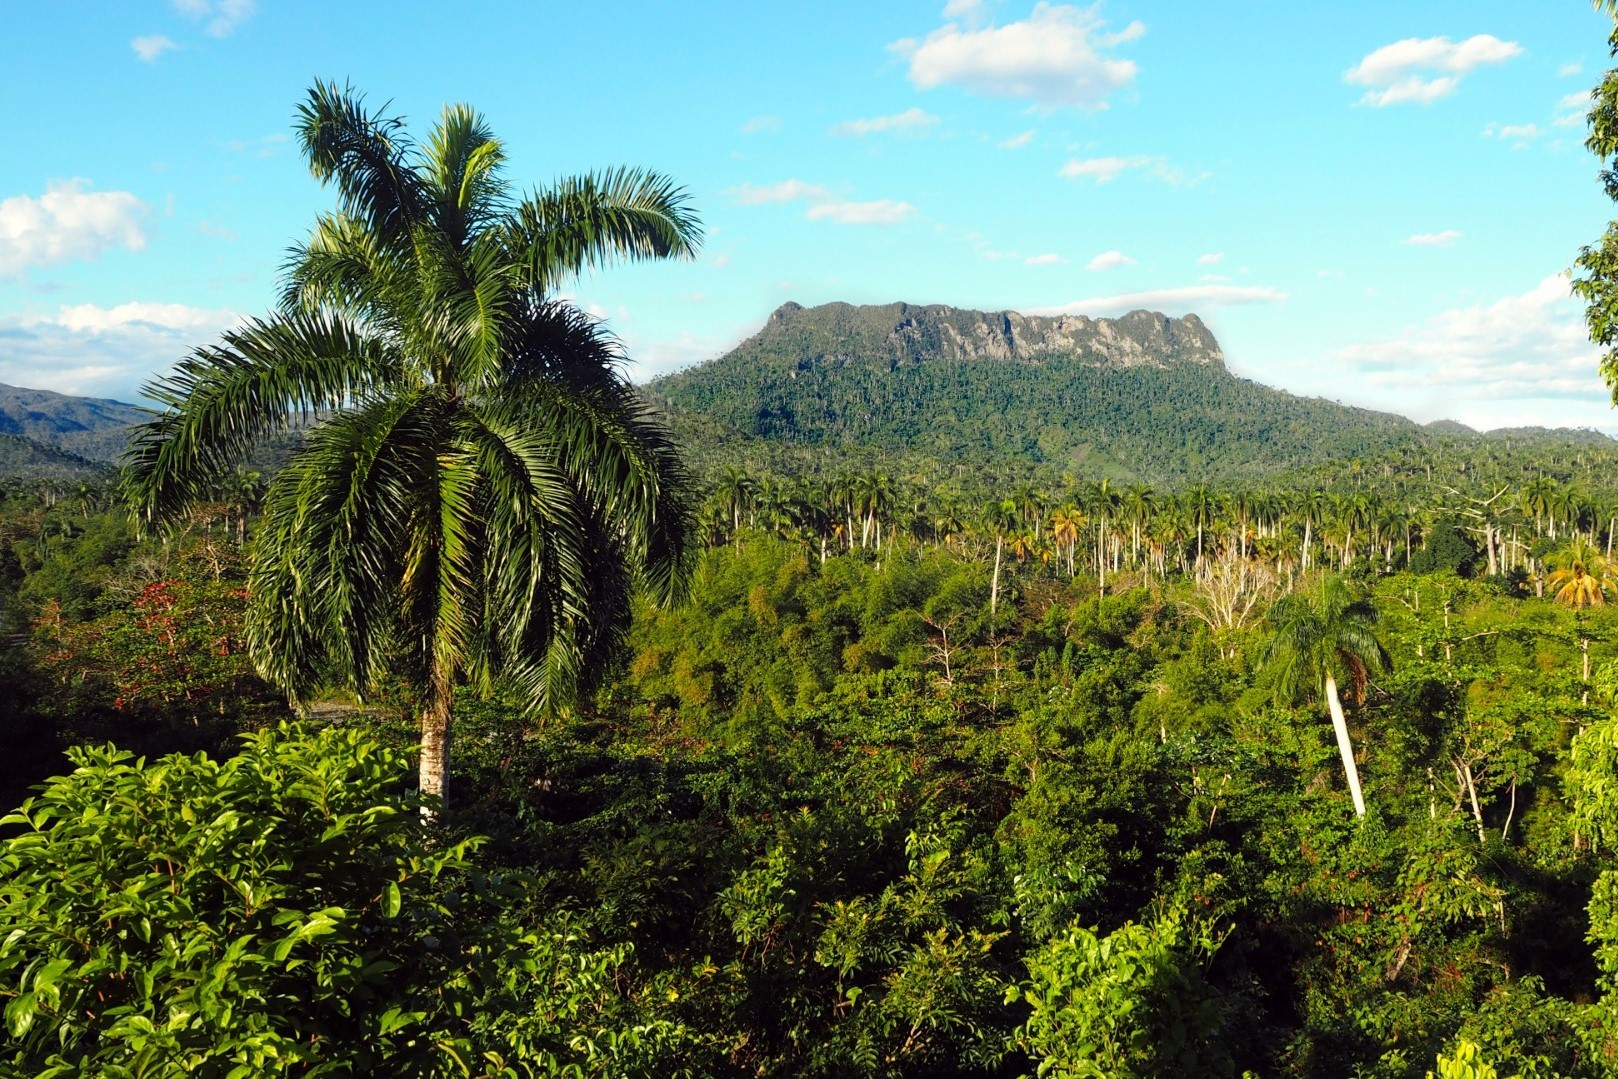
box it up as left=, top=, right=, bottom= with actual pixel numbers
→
left=648, top=300, right=1612, bottom=484
left=0, top=383, right=148, bottom=462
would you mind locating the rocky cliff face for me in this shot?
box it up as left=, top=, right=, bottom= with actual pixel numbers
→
left=758, top=300, right=1225, bottom=370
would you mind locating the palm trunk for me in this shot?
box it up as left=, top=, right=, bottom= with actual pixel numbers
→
left=991, top=533, right=1003, bottom=619
left=419, top=656, right=453, bottom=809
left=1325, top=672, right=1366, bottom=818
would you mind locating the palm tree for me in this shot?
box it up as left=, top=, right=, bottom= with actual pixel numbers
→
left=1548, top=540, right=1612, bottom=608
left=1262, top=575, right=1391, bottom=818
left=121, top=83, right=700, bottom=805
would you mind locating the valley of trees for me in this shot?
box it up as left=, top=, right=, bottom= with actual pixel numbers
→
left=9, top=15, right=1618, bottom=1076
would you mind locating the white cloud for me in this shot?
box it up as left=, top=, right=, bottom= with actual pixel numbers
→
left=830, top=107, right=940, bottom=137
left=1197, top=252, right=1224, bottom=266
left=731, top=181, right=915, bottom=226
left=805, top=199, right=916, bottom=225
left=892, top=4, right=1143, bottom=110
left=173, top=0, right=255, bottom=37
left=1327, top=275, right=1615, bottom=430
left=999, top=129, right=1035, bottom=149
left=1560, top=62, right=1584, bottom=77
left=1345, top=34, right=1521, bottom=107
left=0, top=180, right=148, bottom=277
left=1556, top=90, right=1592, bottom=128
left=1060, top=155, right=1150, bottom=183
left=711, top=252, right=732, bottom=269
left=729, top=180, right=831, bottom=205
left=131, top=35, right=178, bottom=62
left=1405, top=230, right=1463, bottom=247
left=1482, top=121, right=1541, bottom=141
left=1085, top=250, right=1134, bottom=270
left=1026, top=252, right=1068, bottom=266
left=0, top=302, right=241, bottom=401
left=740, top=115, right=781, bottom=135
left=942, top=0, right=987, bottom=23
left=1026, top=284, right=1288, bottom=317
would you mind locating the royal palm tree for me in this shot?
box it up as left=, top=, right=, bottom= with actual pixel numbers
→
left=122, top=83, right=700, bottom=804
left=1262, top=575, right=1391, bottom=818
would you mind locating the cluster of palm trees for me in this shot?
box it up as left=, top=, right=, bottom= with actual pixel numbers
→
left=701, top=469, right=1618, bottom=593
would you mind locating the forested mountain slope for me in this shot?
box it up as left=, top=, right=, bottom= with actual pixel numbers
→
left=647, top=301, right=1612, bottom=484
left=0, top=383, right=148, bottom=462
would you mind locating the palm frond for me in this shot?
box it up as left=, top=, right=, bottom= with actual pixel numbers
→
left=121, top=312, right=392, bottom=530
left=506, top=167, right=701, bottom=292
left=297, top=80, right=427, bottom=244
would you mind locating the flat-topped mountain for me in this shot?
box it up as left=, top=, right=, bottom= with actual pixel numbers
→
left=757, top=301, right=1225, bottom=370
left=648, top=299, right=1613, bottom=484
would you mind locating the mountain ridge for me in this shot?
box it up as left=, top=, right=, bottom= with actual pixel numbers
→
left=647, top=299, right=1613, bottom=484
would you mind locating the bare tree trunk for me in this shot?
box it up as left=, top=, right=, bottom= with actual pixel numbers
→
left=1326, top=672, right=1367, bottom=818
left=419, top=657, right=453, bottom=811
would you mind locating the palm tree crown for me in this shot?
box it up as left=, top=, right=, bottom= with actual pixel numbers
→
left=121, top=83, right=701, bottom=802
left=1262, top=575, right=1390, bottom=817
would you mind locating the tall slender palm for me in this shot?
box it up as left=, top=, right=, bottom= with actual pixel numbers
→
left=1262, top=575, right=1391, bottom=818
left=121, top=83, right=700, bottom=804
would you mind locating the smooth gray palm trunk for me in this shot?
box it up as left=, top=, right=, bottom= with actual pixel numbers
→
left=419, top=659, right=452, bottom=807
left=1325, top=672, right=1366, bottom=817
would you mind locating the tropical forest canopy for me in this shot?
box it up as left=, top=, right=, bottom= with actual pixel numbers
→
left=10, top=30, right=1618, bottom=1078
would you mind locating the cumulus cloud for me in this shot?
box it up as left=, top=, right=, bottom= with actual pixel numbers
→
left=0, top=302, right=240, bottom=401
left=1345, top=34, right=1521, bottom=107
left=1405, top=230, right=1462, bottom=247
left=831, top=107, right=940, bottom=137
left=892, top=4, right=1143, bottom=110
left=173, top=0, right=255, bottom=37
left=1327, top=275, right=1614, bottom=431
left=740, top=115, right=781, bottom=135
left=1025, top=283, right=1288, bottom=317
left=805, top=199, right=916, bottom=225
left=1026, top=252, right=1067, bottom=266
left=131, top=35, right=178, bottom=62
left=1085, top=250, right=1134, bottom=270
left=730, top=181, right=915, bottom=226
left=0, top=180, right=148, bottom=277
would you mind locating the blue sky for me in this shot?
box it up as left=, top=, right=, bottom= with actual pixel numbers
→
left=2, top=0, right=1615, bottom=432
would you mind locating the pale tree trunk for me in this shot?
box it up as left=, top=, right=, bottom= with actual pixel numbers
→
left=990, top=533, right=1003, bottom=618
left=419, top=657, right=453, bottom=811
left=1325, top=672, right=1366, bottom=818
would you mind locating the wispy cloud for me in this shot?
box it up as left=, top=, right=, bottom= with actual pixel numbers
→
left=730, top=180, right=915, bottom=226
left=131, top=35, right=178, bottom=62
left=729, top=180, right=831, bottom=205
left=891, top=4, right=1144, bottom=110
left=1345, top=34, right=1521, bottom=107
left=1197, top=252, right=1224, bottom=266
left=1556, top=90, right=1592, bottom=128
left=1026, top=284, right=1288, bottom=317
left=1481, top=121, right=1541, bottom=142
left=1405, top=230, right=1463, bottom=247
left=831, top=107, right=940, bottom=137
left=805, top=200, right=916, bottom=225
left=0, top=180, right=148, bottom=277
left=1026, top=252, right=1068, bottom=266
left=999, top=129, right=1036, bottom=150
left=1060, top=155, right=1151, bottom=184
left=1560, top=61, right=1583, bottom=77
left=1085, top=250, right=1134, bottom=271
left=1328, top=274, right=1614, bottom=430
left=740, top=115, right=781, bottom=135
left=173, top=0, right=256, bottom=37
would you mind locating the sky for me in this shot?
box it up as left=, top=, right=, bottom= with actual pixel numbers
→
left=2, top=0, right=1616, bottom=433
